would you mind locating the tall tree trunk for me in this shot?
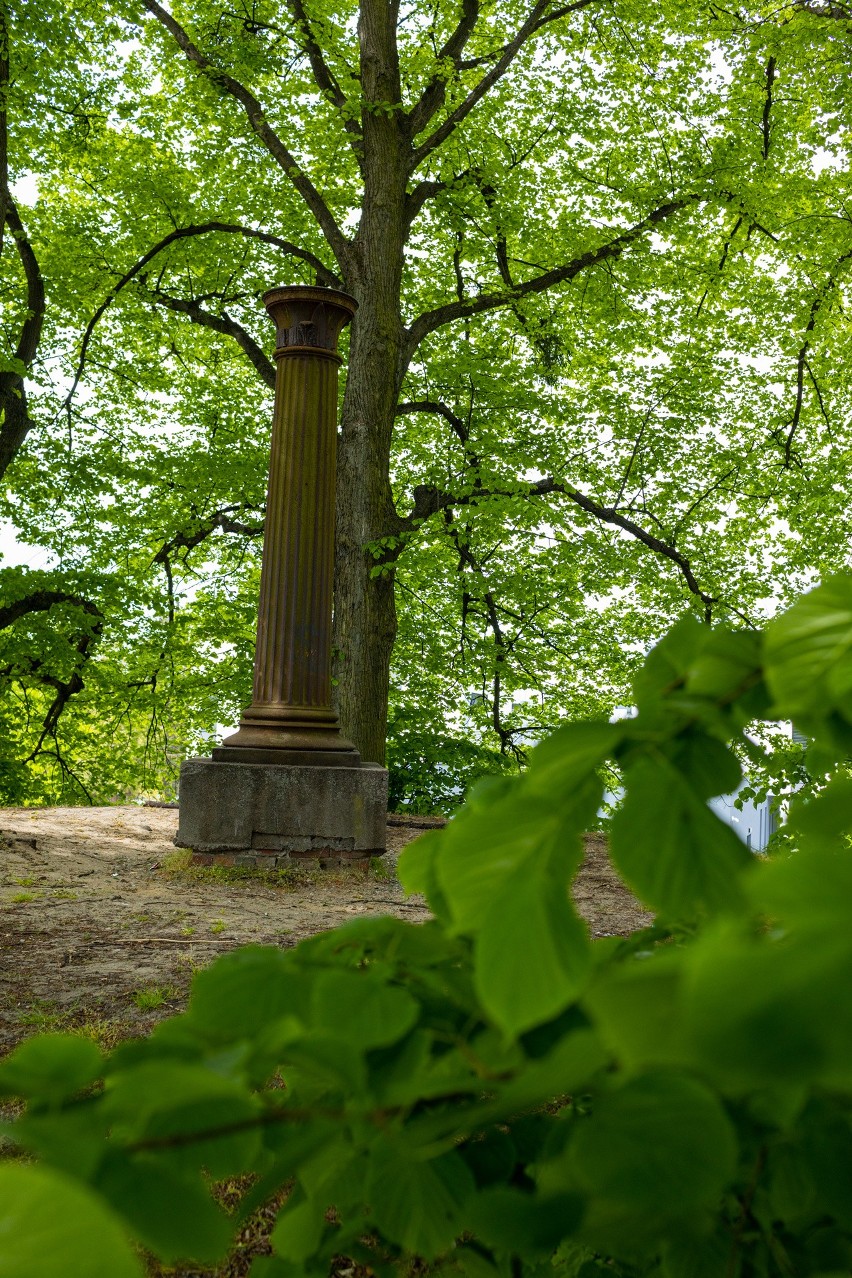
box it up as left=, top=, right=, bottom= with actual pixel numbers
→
left=333, top=0, right=407, bottom=764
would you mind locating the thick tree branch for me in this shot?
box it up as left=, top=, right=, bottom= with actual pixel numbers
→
left=0, top=591, right=102, bottom=632
left=146, top=288, right=276, bottom=388
left=0, top=591, right=105, bottom=762
left=283, top=0, right=363, bottom=151
left=781, top=248, right=852, bottom=466
left=404, top=197, right=698, bottom=355
left=761, top=56, right=776, bottom=161
left=0, top=198, right=44, bottom=478
left=408, top=0, right=597, bottom=166
left=65, top=221, right=336, bottom=409
left=405, top=0, right=480, bottom=138
left=0, top=12, right=46, bottom=479
left=399, top=477, right=717, bottom=613
left=4, top=201, right=45, bottom=368
left=404, top=178, right=448, bottom=227
left=791, top=0, right=852, bottom=15
left=141, top=0, right=348, bottom=263
left=153, top=506, right=265, bottom=566
left=397, top=398, right=469, bottom=443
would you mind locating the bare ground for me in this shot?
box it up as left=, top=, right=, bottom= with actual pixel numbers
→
left=0, top=805, right=651, bottom=1052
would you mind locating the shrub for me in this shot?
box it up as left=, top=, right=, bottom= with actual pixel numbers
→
left=3, top=576, right=852, bottom=1277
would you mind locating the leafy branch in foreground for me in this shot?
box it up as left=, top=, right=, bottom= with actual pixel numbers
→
left=4, top=576, right=852, bottom=1277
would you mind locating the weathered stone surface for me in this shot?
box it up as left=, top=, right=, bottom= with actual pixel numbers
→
left=176, top=759, right=388, bottom=856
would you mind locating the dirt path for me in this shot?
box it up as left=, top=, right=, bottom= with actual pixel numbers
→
left=0, top=806, right=651, bottom=1051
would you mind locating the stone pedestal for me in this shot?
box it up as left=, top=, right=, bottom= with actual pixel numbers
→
left=176, top=759, right=388, bottom=869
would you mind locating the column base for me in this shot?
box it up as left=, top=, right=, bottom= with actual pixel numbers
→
left=212, top=746, right=361, bottom=767
left=175, top=756, right=388, bottom=864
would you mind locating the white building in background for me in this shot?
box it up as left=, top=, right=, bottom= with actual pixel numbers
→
left=709, top=726, right=807, bottom=853
left=709, top=788, right=779, bottom=853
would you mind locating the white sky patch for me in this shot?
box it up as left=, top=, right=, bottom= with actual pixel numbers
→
left=0, top=520, right=56, bottom=570
left=811, top=140, right=847, bottom=175
left=633, top=349, right=672, bottom=369
left=10, top=172, right=38, bottom=205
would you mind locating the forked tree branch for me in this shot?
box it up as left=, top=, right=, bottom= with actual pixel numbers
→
left=405, top=0, right=481, bottom=138
left=781, top=248, right=852, bottom=466
left=0, top=591, right=105, bottom=761
left=404, top=197, right=699, bottom=356
left=408, top=0, right=597, bottom=165
left=141, top=0, right=349, bottom=262
left=147, top=288, right=276, bottom=388
left=65, top=221, right=337, bottom=408
left=283, top=0, right=362, bottom=151
left=398, top=476, right=717, bottom=613
left=153, top=506, right=266, bottom=566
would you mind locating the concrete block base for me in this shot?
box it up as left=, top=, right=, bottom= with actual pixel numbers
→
left=175, top=757, right=388, bottom=862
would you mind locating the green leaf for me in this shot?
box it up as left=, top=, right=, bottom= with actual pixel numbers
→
left=523, top=721, right=620, bottom=795
left=311, top=970, right=419, bottom=1048
left=367, top=1148, right=475, bottom=1258
left=0, top=1034, right=103, bottom=1101
left=471, top=1031, right=606, bottom=1126
left=685, top=628, right=763, bottom=703
left=11, top=1099, right=111, bottom=1179
left=632, top=615, right=705, bottom=707
left=584, top=951, right=687, bottom=1071
left=567, top=1072, right=736, bottom=1212
left=611, top=756, right=751, bottom=918
left=800, top=1112, right=852, bottom=1228
left=0, top=1164, right=143, bottom=1277
left=660, top=1230, right=730, bottom=1277
left=465, top=1187, right=582, bottom=1258
left=436, top=772, right=601, bottom=935
left=186, top=946, right=306, bottom=1042
left=103, top=1062, right=262, bottom=1176
left=270, top=1197, right=327, bottom=1263
left=397, top=829, right=452, bottom=919
left=473, top=866, right=591, bottom=1035
left=92, top=1153, right=233, bottom=1264
left=681, top=926, right=829, bottom=1091
left=665, top=732, right=742, bottom=802
left=785, top=776, right=852, bottom=858
left=765, top=575, right=852, bottom=721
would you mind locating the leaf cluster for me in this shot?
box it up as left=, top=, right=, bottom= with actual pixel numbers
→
left=4, top=575, right=852, bottom=1276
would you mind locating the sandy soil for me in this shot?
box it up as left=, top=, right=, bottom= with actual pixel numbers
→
left=0, top=806, right=651, bottom=1051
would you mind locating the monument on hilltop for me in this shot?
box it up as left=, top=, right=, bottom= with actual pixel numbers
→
left=176, top=286, right=388, bottom=868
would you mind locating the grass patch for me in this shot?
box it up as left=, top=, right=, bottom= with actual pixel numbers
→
left=17, top=999, right=64, bottom=1031
left=68, top=1018, right=137, bottom=1052
left=210, top=919, right=226, bottom=934
left=132, top=985, right=179, bottom=1012
left=10, top=891, right=40, bottom=903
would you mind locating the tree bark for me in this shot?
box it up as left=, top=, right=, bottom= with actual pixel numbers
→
left=332, top=0, right=408, bottom=764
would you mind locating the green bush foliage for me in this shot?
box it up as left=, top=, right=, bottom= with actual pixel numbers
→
left=3, top=577, right=852, bottom=1277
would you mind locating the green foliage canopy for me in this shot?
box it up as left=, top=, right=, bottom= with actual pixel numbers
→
left=0, top=0, right=851, bottom=797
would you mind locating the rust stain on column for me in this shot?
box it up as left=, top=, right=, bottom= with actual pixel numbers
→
left=215, top=286, right=359, bottom=766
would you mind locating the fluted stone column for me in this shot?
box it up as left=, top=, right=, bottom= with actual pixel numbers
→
left=175, top=286, right=388, bottom=866
left=215, top=286, right=359, bottom=766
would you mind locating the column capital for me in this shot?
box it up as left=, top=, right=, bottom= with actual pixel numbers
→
left=263, top=286, right=358, bottom=359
